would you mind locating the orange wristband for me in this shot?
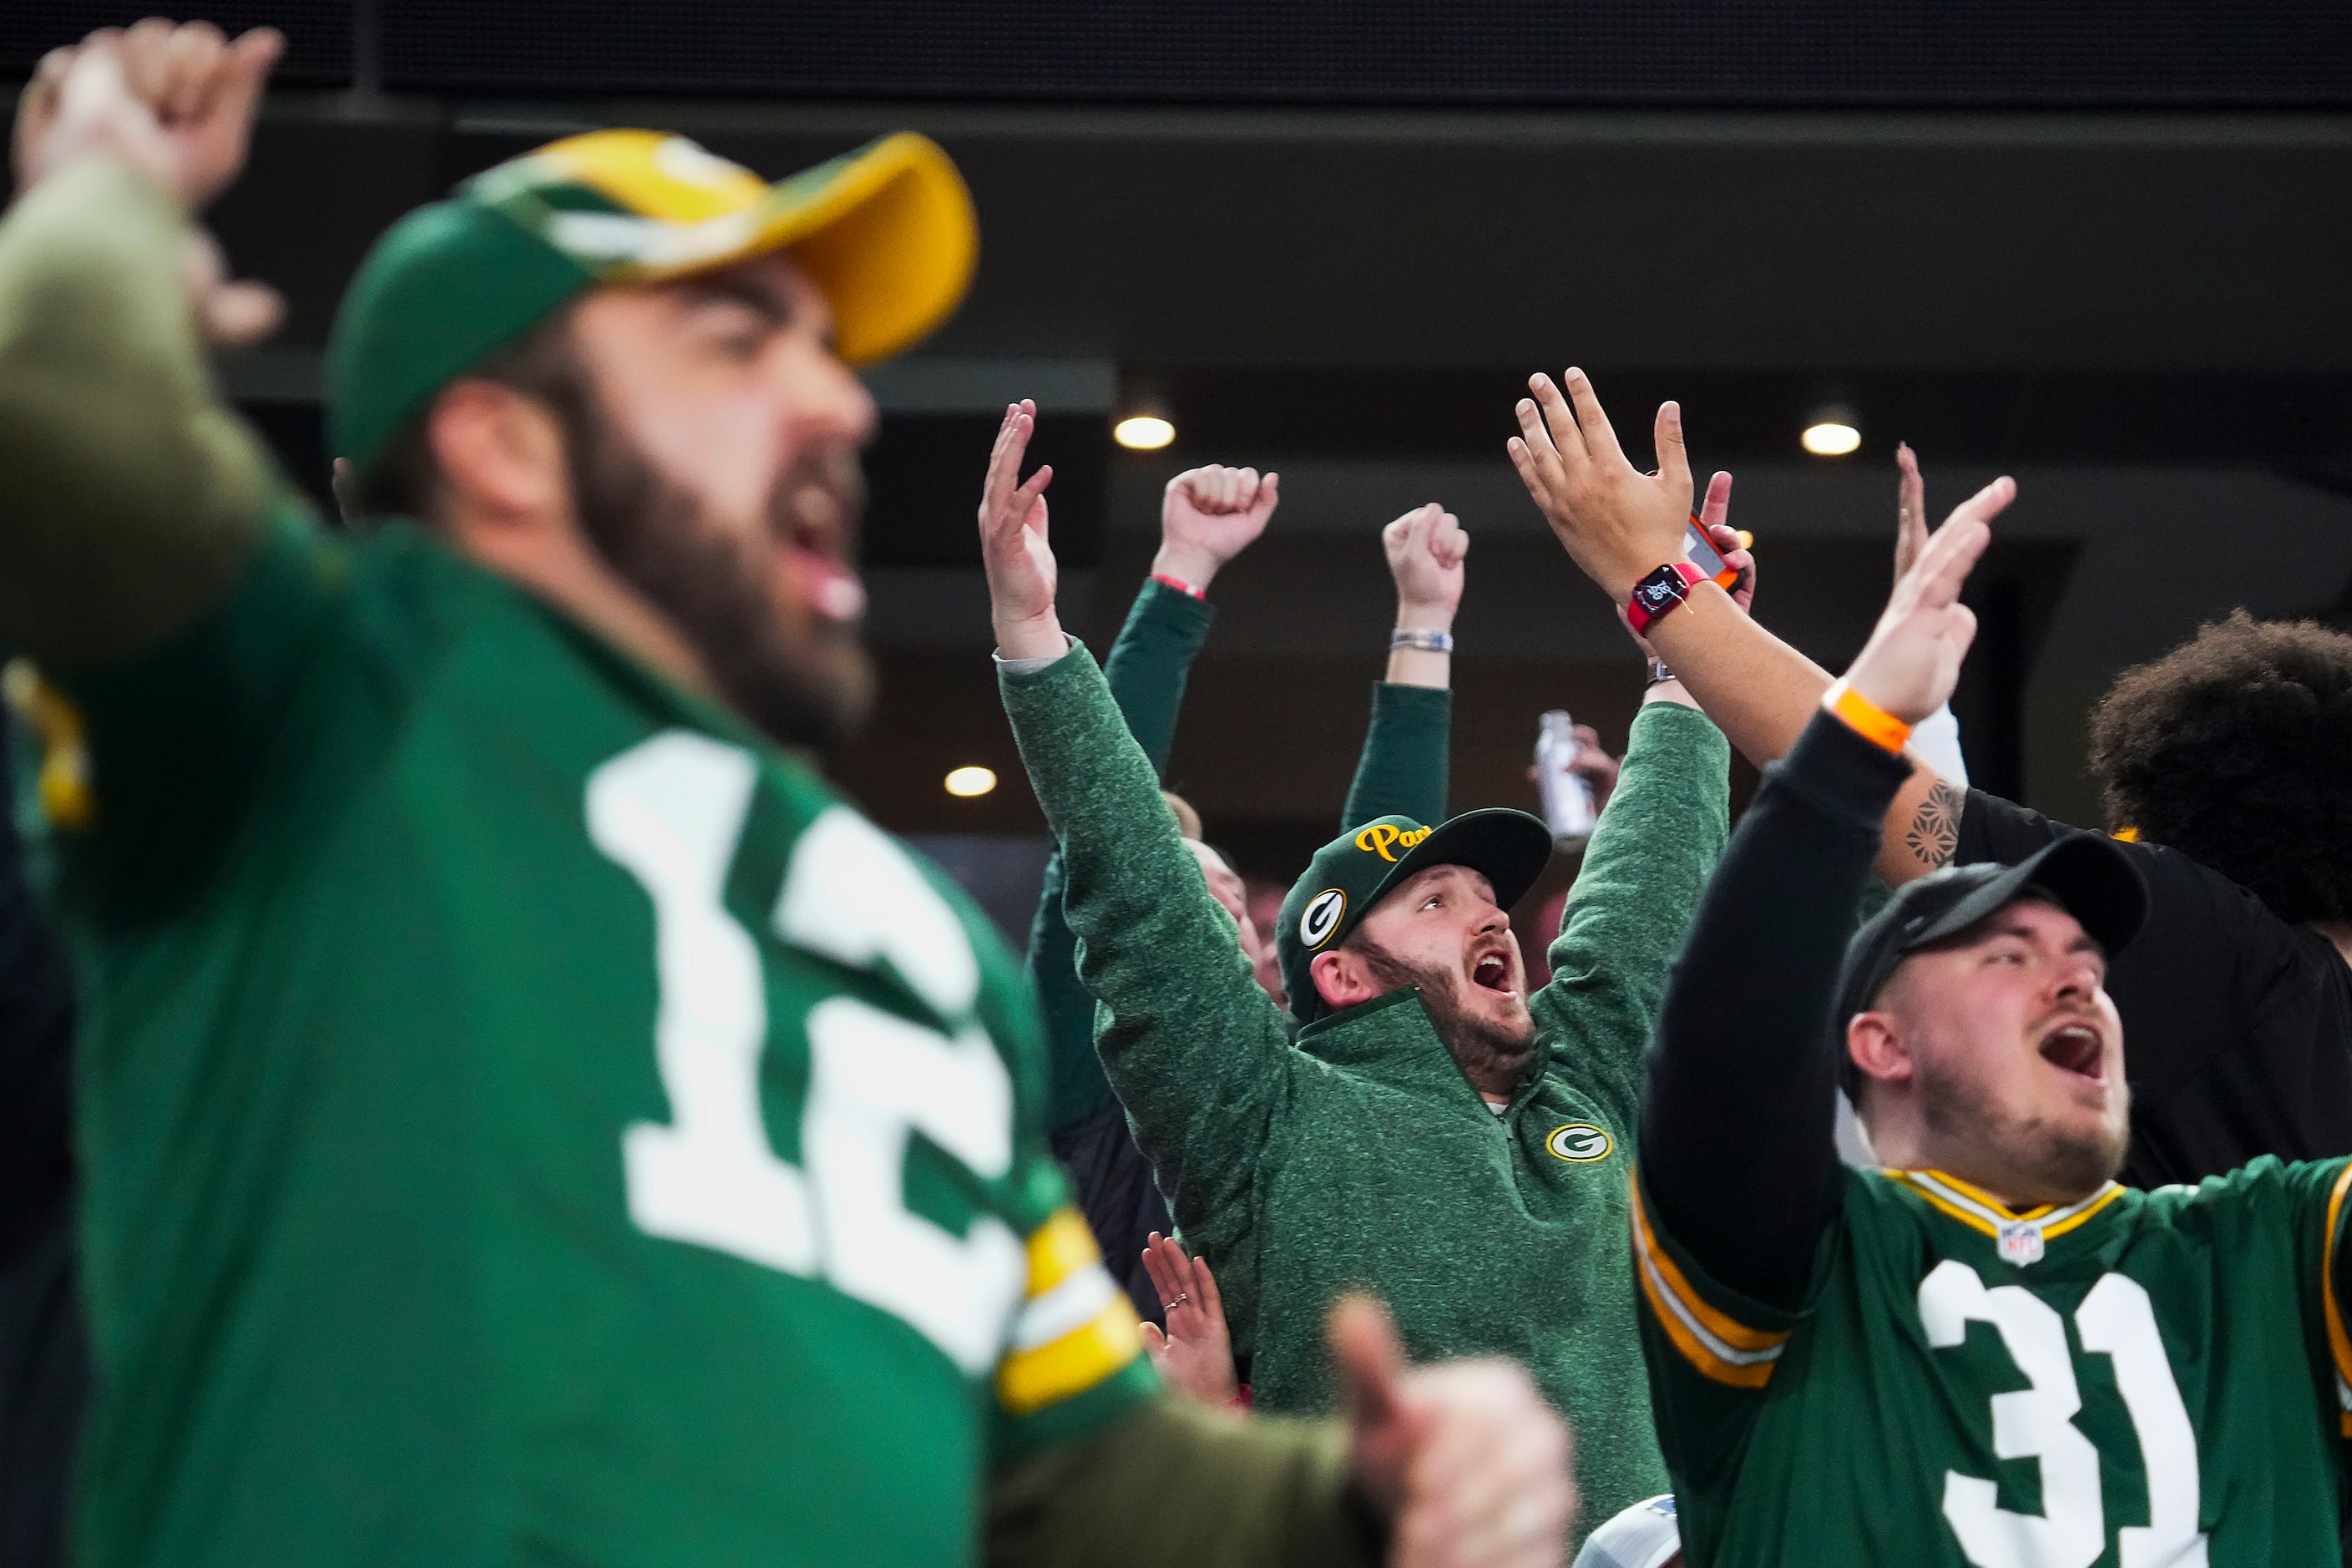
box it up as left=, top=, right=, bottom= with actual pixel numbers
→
left=1824, top=680, right=1912, bottom=754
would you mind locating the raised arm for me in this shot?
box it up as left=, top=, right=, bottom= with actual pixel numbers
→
left=984, top=406, right=1293, bottom=1264
left=1028, top=466, right=1275, bottom=1132
left=1521, top=471, right=1750, bottom=1120
left=1341, top=503, right=1464, bottom=829
left=1640, top=495, right=1994, bottom=1308
left=1894, top=444, right=1972, bottom=789
left=0, top=23, right=286, bottom=661
left=1507, top=371, right=2012, bottom=888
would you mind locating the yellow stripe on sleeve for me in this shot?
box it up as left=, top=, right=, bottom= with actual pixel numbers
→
left=996, top=1296, right=1142, bottom=1416
left=1024, top=1206, right=1103, bottom=1297
left=994, top=1206, right=1144, bottom=1417
left=1627, top=1169, right=1790, bottom=1390
left=1, top=660, right=94, bottom=832
left=2320, top=1162, right=2352, bottom=1437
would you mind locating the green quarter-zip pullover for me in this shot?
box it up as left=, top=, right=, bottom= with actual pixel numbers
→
left=999, top=641, right=1729, bottom=1549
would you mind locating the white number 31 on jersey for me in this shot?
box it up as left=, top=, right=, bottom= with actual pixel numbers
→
left=1920, top=1260, right=2208, bottom=1568
left=587, top=731, right=1024, bottom=1375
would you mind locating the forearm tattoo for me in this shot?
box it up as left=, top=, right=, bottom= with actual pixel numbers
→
left=1904, top=781, right=1964, bottom=868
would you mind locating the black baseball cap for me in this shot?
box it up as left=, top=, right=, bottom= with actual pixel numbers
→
left=1834, top=834, right=2149, bottom=1035
left=1278, top=809, right=1555, bottom=1021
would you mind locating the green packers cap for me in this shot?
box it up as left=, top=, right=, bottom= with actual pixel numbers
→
left=1278, top=808, right=1554, bottom=1022
left=328, top=127, right=978, bottom=487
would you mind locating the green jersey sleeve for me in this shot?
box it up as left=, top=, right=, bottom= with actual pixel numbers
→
left=999, top=644, right=1296, bottom=1348
left=1340, top=681, right=1449, bottom=832
left=0, top=156, right=335, bottom=913
left=928, top=850, right=1160, bottom=1464
left=0, top=159, right=271, bottom=666
left=1529, top=702, right=1729, bottom=1128
left=1028, top=578, right=1215, bottom=1134
left=2294, top=1157, right=2352, bottom=1439
left=1628, top=1166, right=1804, bottom=1506
left=27, top=506, right=345, bottom=921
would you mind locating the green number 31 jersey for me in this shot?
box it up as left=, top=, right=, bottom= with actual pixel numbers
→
left=21, top=504, right=1155, bottom=1568
left=1631, top=1154, right=2352, bottom=1567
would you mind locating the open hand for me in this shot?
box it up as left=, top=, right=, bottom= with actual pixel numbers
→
left=1333, top=1295, right=1574, bottom=1568
left=1383, top=503, right=1469, bottom=630
left=1137, top=1232, right=1239, bottom=1405
left=1155, top=466, right=1278, bottom=591
left=1843, top=477, right=2012, bottom=723
left=15, top=20, right=282, bottom=210
left=1508, top=369, right=1693, bottom=602
left=978, top=400, right=1064, bottom=660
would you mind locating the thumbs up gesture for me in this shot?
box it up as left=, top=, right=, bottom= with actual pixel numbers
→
left=1333, top=1296, right=1576, bottom=1568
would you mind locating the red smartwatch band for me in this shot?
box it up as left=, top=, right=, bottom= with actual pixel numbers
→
left=1625, top=560, right=1707, bottom=636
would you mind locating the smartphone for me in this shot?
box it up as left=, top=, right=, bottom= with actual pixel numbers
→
left=1683, top=518, right=1743, bottom=591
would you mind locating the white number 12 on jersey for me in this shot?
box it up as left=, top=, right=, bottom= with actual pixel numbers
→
left=587, top=732, right=1024, bottom=1374
left=1920, top=1260, right=2209, bottom=1568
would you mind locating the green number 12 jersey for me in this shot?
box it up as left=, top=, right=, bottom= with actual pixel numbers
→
left=1631, top=1156, right=2352, bottom=1567
left=23, top=503, right=1155, bottom=1568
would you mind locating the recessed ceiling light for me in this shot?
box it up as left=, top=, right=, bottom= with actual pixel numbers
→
left=944, top=765, right=998, bottom=797
left=1113, top=414, right=1176, bottom=450
left=1802, top=422, right=1861, bottom=457
left=1802, top=405, right=1862, bottom=457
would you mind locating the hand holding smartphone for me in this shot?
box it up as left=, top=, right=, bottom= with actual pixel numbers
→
left=1682, top=515, right=1743, bottom=591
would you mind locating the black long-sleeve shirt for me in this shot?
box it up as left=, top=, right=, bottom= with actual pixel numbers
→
left=1640, top=710, right=1912, bottom=1308
left=1957, top=794, right=2352, bottom=1188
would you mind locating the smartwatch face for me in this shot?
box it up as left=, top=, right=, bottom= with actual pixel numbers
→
left=1631, top=574, right=1685, bottom=618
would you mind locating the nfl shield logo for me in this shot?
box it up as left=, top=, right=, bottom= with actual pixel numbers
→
left=1996, top=1221, right=2046, bottom=1266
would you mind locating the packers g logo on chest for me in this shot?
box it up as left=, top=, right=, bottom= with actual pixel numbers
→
left=1545, top=1123, right=1613, bottom=1162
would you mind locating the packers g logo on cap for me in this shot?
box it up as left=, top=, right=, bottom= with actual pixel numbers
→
left=1355, top=822, right=1433, bottom=863
left=1545, top=1123, right=1613, bottom=1162
left=1299, top=888, right=1348, bottom=948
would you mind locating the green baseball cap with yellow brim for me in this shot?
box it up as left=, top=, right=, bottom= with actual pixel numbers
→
left=328, top=127, right=976, bottom=488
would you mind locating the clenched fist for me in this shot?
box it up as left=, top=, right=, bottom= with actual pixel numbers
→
left=1153, top=465, right=1279, bottom=593
left=1383, top=503, right=1468, bottom=632
left=15, top=18, right=282, bottom=210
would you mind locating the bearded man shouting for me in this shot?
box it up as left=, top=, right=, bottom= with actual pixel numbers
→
left=982, top=401, right=1735, bottom=1557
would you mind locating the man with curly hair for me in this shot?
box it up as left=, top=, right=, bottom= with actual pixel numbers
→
left=1508, top=368, right=2352, bottom=1189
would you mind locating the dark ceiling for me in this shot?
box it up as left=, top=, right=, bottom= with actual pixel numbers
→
left=14, top=2, right=2352, bottom=105
left=11, top=4, right=2352, bottom=902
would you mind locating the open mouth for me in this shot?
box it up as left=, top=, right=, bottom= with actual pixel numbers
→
left=781, top=482, right=867, bottom=625
left=792, top=543, right=866, bottom=624
left=1470, top=952, right=1514, bottom=994
left=2038, top=1020, right=2105, bottom=1082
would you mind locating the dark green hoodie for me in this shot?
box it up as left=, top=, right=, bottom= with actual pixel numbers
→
left=999, top=641, right=1729, bottom=1550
